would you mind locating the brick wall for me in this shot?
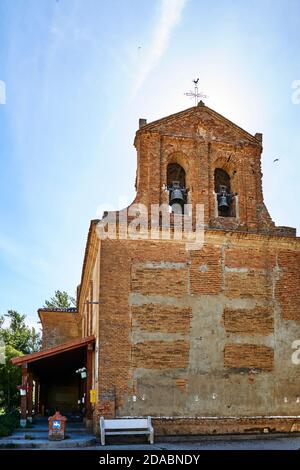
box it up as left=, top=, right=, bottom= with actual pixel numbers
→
left=190, top=245, right=222, bottom=294
left=131, top=304, right=192, bottom=334
left=223, top=307, right=273, bottom=334
left=132, top=340, right=189, bottom=369
left=224, top=344, right=274, bottom=371
left=225, top=271, right=272, bottom=299
left=39, top=311, right=79, bottom=349
left=225, top=247, right=276, bottom=269
left=131, top=265, right=188, bottom=296
left=276, top=250, right=300, bottom=322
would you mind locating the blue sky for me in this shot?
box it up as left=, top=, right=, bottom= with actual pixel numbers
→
left=0, top=0, right=299, bottom=328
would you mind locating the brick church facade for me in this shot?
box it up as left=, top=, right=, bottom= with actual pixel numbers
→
left=13, top=102, right=300, bottom=434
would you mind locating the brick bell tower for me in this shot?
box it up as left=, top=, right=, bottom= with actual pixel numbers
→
left=133, top=101, right=295, bottom=237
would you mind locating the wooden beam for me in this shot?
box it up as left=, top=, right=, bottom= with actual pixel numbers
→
left=11, top=335, right=95, bottom=366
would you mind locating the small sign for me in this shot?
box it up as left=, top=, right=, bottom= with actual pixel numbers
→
left=48, top=411, right=67, bottom=441
left=90, top=389, right=97, bottom=403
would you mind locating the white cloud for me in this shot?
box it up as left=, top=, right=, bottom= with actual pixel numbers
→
left=131, top=0, right=187, bottom=97
left=0, top=80, right=6, bottom=105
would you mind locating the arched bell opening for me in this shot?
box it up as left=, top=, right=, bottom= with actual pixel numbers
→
left=167, top=163, right=187, bottom=214
left=214, top=168, right=231, bottom=193
left=214, top=168, right=236, bottom=217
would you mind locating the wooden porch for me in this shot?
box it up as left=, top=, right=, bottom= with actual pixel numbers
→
left=11, top=336, right=95, bottom=428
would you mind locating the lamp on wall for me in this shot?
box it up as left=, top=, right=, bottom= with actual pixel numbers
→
left=75, top=367, right=87, bottom=379
left=16, top=385, right=26, bottom=396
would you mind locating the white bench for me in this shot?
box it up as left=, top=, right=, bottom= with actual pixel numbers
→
left=100, top=417, right=154, bottom=445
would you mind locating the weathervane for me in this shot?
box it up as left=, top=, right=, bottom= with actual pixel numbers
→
left=184, top=78, right=208, bottom=106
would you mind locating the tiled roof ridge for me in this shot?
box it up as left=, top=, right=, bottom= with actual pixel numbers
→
left=38, top=307, right=78, bottom=312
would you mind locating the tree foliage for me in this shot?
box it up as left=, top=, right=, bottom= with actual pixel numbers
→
left=43, top=290, right=76, bottom=309
left=0, top=310, right=41, bottom=355
left=0, top=346, right=22, bottom=411
left=0, top=310, right=41, bottom=411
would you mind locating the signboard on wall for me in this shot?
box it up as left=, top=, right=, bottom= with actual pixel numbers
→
left=90, top=389, right=97, bottom=403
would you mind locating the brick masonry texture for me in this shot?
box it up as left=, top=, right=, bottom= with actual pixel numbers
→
left=276, top=250, right=300, bottom=322
left=225, top=271, right=272, bottom=299
left=225, top=247, right=276, bottom=269
left=131, top=265, right=188, bottom=296
left=190, top=245, right=222, bottom=295
left=224, top=344, right=274, bottom=371
left=223, top=307, right=274, bottom=334
left=39, top=311, right=79, bottom=349
left=131, top=304, right=192, bottom=334
left=132, top=340, right=189, bottom=369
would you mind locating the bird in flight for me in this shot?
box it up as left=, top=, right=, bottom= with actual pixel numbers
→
left=193, top=78, right=199, bottom=85
left=273, top=158, right=280, bottom=163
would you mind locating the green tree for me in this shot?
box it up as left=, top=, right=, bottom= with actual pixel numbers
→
left=0, top=311, right=41, bottom=411
left=0, top=310, right=41, bottom=354
left=43, top=290, right=76, bottom=309
left=0, top=346, right=22, bottom=411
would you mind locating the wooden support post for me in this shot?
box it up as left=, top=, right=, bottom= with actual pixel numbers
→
left=86, top=343, right=93, bottom=423
left=27, top=374, right=33, bottom=422
left=20, top=363, right=28, bottom=427
left=34, top=379, right=39, bottom=415
left=40, top=382, right=45, bottom=416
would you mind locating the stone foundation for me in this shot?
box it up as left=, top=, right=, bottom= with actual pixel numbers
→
left=152, top=416, right=300, bottom=435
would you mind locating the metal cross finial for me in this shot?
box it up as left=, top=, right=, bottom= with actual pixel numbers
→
left=184, top=78, right=208, bottom=106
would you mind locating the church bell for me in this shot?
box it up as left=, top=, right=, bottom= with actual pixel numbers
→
left=169, top=181, right=185, bottom=209
left=218, top=194, right=229, bottom=209
left=217, top=184, right=233, bottom=214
